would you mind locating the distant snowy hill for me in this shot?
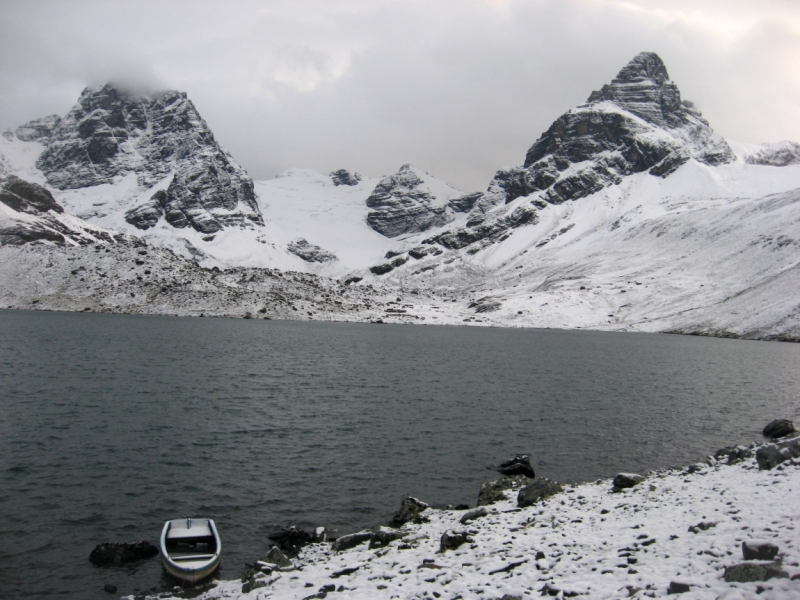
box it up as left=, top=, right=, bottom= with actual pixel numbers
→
left=0, top=52, right=798, bottom=341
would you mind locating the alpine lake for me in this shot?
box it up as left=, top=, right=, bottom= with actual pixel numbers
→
left=1, top=310, right=798, bottom=599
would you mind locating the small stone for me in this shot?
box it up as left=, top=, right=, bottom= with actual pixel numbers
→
left=688, top=521, right=716, bottom=534
left=667, top=581, right=691, bottom=594
left=742, top=540, right=779, bottom=561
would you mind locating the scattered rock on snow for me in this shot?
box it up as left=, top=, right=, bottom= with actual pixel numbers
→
left=496, top=454, right=536, bottom=478
left=332, top=530, right=374, bottom=552
left=723, top=562, right=788, bottom=583
left=517, top=478, right=564, bottom=508
left=762, top=419, right=797, bottom=439
left=667, top=581, right=692, bottom=594
left=688, top=521, right=716, bottom=534
left=439, top=529, right=471, bottom=552
left=390, top=497, right=429, bottom=527
left=459, top=506, right=488, bottom=525
left=742, top=540, right=779, bottom=561
left=330, top=169, right=362, bottom=186
left=88, top=541, right=158, bottom=566
left=612, top=473, right=644, bottom=490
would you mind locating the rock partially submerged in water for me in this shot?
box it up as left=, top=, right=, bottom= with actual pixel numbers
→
left=496, top=455, right=536, bottom=479
left=267, top=526, right=312, bottom=557
left=762, top=419, right=797, bottom=439
left=89, top=541, right=158, bottom=566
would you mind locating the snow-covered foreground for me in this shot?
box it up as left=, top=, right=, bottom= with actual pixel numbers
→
left=148, top=440, right=800, bottom=600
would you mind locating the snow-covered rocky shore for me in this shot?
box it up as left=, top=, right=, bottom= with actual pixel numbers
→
left=135, top=435, right=800, bottom=600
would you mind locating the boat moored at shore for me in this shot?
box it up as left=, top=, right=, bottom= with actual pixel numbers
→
left=159, top=518, right=221, bottom=583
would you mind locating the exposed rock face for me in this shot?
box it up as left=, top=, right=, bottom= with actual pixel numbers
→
left=440, top=530, right=471, bottom=552
left=742, top=540, right=779, bottom=561
left=723, top=562, right=788, bottom=583
left=330, top=169, right=362, bottom=186
left=0, top=175, right=119, bottom=246
left=287, top=238, right=337, bottom=263
left=484, top=52, right=734, bottom=208
left=745, top=141, right=800, bottom=166
left=366, top=164, right=457, bottom=237
left=0, top=175, right=63, bottom=214
left=332, top=530, right=373, bottom=552
left=16, top=84, right=262, bottom=234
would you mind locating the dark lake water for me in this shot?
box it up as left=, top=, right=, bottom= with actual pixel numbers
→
left=1, top=310, right=798, bottom=598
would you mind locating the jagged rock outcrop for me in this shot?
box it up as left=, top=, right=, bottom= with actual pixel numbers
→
left=287, top=238, right=337, bottom=263
left=366, top=164, right=460, bottom=237
left=745, top=141, right=800, bottom=166
left=330, top=169, right=362, bottom=186
left=483, top=52, right=734, bottom=208
left=0, top=175, right=119, bottom=246
left=16, top=84, right=262, bottom=234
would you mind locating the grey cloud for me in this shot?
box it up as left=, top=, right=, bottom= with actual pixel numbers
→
left=0, top=0, right=798, bottom=191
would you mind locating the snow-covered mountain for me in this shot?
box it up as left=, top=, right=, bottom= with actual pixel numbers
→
left=1, top=52, right=799, bottom=341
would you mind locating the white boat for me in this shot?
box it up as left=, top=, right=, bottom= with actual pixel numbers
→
left=160, top=518, right=221, bottom=583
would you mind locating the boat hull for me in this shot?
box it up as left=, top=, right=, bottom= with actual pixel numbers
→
left=159, top=518, right=221, bottom=584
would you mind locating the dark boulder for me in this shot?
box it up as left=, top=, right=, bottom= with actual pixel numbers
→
left=478, top=475, right=534, bottom=506
left=742, top=540, right=779, bottom=561
left=390, top=497, right=429, bottom=527
left=756, top=436, right=800, bottom=470
left=723, top=562, right=788, bottom=583
left=763, top=419, right=796, bottom=439
left=612, top=473, right=644, bottom=490
left=103, top=584, right=118, bottom=594
left=332, top=530, right=373, bottom=552
left=89, top=541, right=158, bottom=566
left=517, top=478, right=563, bottom=508
left=439, top=530, right=471, bottom=552
left=267, top=526, right=312, bottom=558
left=497, top=455, right=536, bottom=479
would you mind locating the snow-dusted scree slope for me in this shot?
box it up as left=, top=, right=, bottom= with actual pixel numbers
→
left=0, top=52, right=799, bottom=340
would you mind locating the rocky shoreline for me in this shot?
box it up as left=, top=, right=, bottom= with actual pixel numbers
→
left=111, top=424, right=800, bottom=600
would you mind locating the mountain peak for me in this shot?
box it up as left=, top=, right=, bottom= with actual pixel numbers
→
left=613, top=52, right=669, bottom=85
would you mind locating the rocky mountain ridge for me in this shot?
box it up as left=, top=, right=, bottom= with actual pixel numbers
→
left=16, top=84, right=262, bottom=236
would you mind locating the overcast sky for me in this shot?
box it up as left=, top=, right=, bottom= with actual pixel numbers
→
left=1, top=0, right=798, bottom=191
